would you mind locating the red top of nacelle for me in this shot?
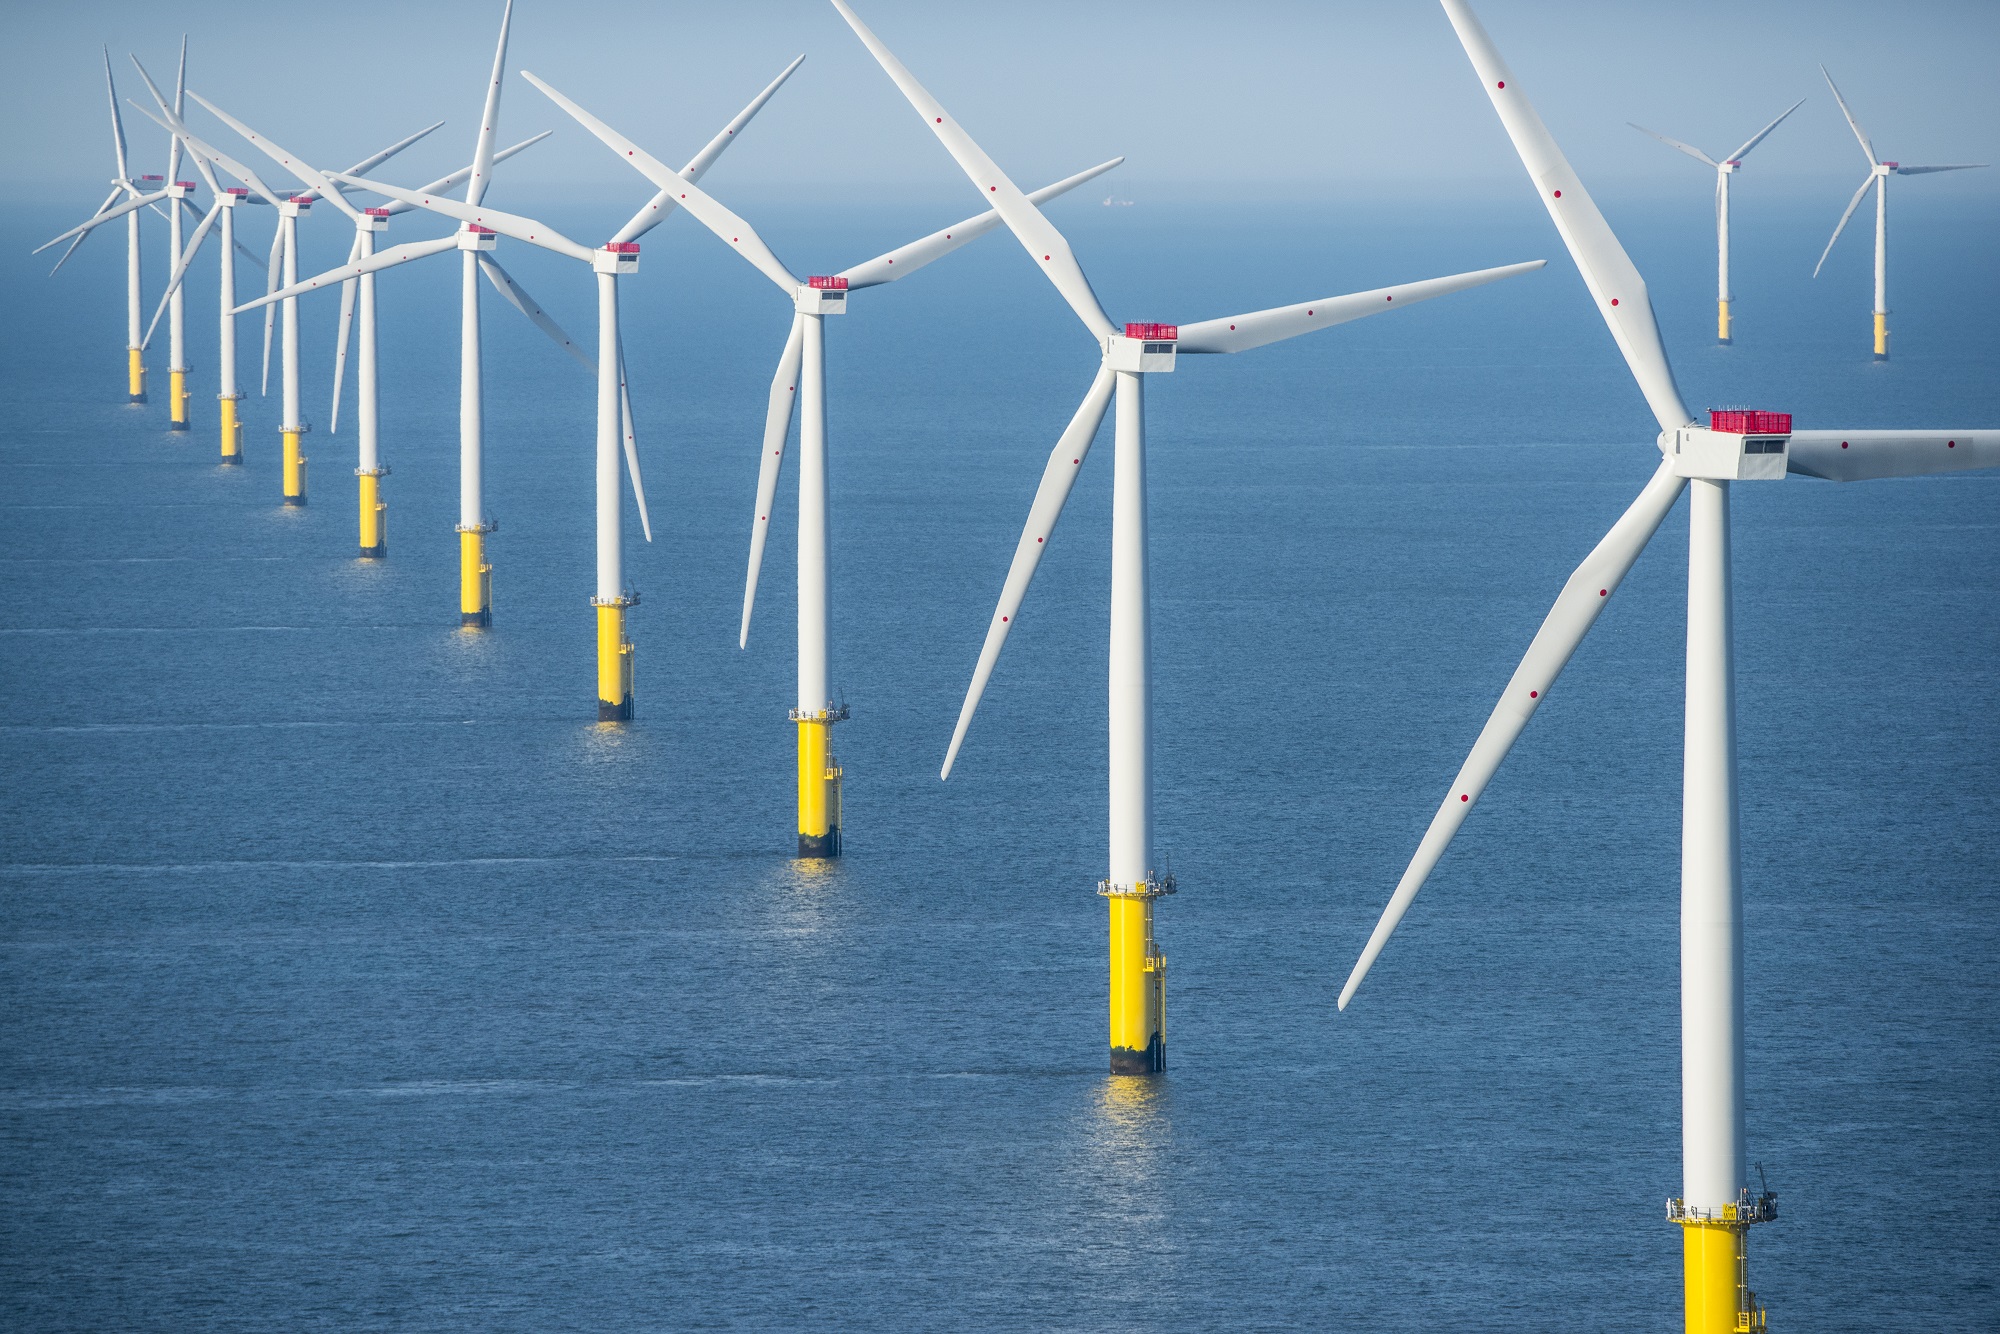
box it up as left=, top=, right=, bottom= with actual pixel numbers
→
left=175, top=181, right=196, bottom=189
left=1125, top=322, right=1178, bottom=341
left=140, top=174, right=164, bottom=181
left=1710, top=409, right=1792, bottom=435
left=226, top=187, right=249, bottom=196
left=807, top=275, right=848, bottom=290
left=287, top=194, right=316, bottom=205
left=466, top=223, right=496, bottom=235
left=606, top=242, right=640, bottom=254
left=365, top=207, right=391, bottom=217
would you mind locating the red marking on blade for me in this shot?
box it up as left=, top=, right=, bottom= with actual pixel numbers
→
left=936, top=118, right=942, bottom=123
left=1460, top=794, right=1469, bottom=802
left=1496, top=81, right=1505, bottom=88
left=1598, top=589, right=1607, bottom=596
left=1229, top=324, right=1236, bottom=330
left=1553, top=190, right=1561, bottom=198
left=990, top=186, right=997, bottom=192
left=1529, top=690, right=1538, bottom=698
left=1386, top=295, right=1393, bottom=301
left=1037, top=537, right=1043, bottom=543
left=1948, top=440, right=1956, bottom=448
left=1308, top=309, right=1314, bottom=316
left=1001, top=615, right=1008, bottom=622
left=1610, top=298, right=1620, bottom=306
left=1043, top=255, right=1050, bottom=260
left=1841, top=441, right=1849, bottom=448
left=1072, top=459, right=1079, bottom=465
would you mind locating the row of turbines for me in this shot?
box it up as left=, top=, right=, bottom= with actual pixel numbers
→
left=1633, top=67, right=1984, bottom=353
left=35, top=4, right=1997, bottom=1332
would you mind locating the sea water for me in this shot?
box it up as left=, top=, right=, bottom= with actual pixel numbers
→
left=1, top=186, right=1995, bottom=1330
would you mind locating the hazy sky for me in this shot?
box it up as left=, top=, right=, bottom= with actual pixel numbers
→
left=4, top=0, right=1995, bottom=208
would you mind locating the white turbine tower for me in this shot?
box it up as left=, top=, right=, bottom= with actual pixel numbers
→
left=525, top=69, right=1120, bottom=858
left=1814, top=67, right=1986, bottom=361
left=186, top=91, right=438, bottom=511
left=334, top=58, right=805, bottom=717
left=833, top=0, right=1543, bottom=1072
left=1630, top=99, right=1802, bottom=344
left=1338, top=5, right=1999, bottom=1332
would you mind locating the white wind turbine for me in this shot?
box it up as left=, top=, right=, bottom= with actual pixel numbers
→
left=1814, top=67, right=1986, bottom=361
left=1338, top=4, right=1998, bottom=1332
left=34, top=50, right=183, bottom=404
left=522, top=68, right=1122, bottom=858
left=334, top=57, right=806, bottom=717
left=833, top=0, right=1543, bottom=1073
left=185, top=90, right=439, bottom=511
left=1630, top=98, right=1802, bottom=344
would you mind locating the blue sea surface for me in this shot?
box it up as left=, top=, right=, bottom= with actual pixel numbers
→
left=2, top=181, right=1996, bottom=1331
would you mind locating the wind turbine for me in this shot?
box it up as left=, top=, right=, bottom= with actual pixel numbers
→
left=525, top=70, right=1121, bottom=858
left=1814, top=67, right=1986, bottom=361
left=33, top=50, right=179, bottom=404
left=832, top=0, right=1543, bottom=1072
left=1337, top=4, right=1998, bottom=1331
left=1630, top=98, right=1802, bottom=344
left=185, top=91, right=438, bottom=510
left=334, top=57, right=805, bottom=717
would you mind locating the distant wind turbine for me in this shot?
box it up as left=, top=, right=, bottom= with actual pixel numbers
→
left=1814, top=67, right=1986, bottom=361
left=1630, top=98, right=1802, bottom=343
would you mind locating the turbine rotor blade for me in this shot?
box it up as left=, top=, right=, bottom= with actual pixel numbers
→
left=372, top=132, right=553, bottom=217
left=942, top=366, right=1117, bottom=779
left=477, top=254, right=591, bottom=369
left=520, top=71, right=798, bottom=290
left=1727, top=98, right=1806, bottom=163
left=32, top=187, right=168, bottom=253
left=45, top=186, right=122, bottom=273
left=839, top=157, right=1124, bottom=291
left=1813, top=174, right=1875, bottom=278
left=329, top=232, right=362, bottom=433
left=142, top=200, right=222, bottom=348
left=679, top=54, right=806, bottom=181
left=1440, top=0, right=1693, bottom=433
left=829, top=0, right=1118, bottom=340
left=127, top=61, right=284, bottom=205
left=104, top=48, right=130, bottom=181
left=1892, top=164, right=1987, bottom=175
left=742, top=314, right=806, bottom=648
left=1820, top=66, right=1878, bottom=167
left=465, top=0, right=514, bottom=206
left=618, top=352, right=651, bottom=543
left=236, top=235, right=460, bottom=312
left=261, top=224, right=281, bottom=394
left=1628, top=123, right=1715, bottom=166
left=1786, top=430, right=1998, bottom=481
left=185, top=90, right=363, bottom=220
left=1338, top=460, right=1686, bottom=1010
left=342, top=121, right=444, bottom=180
left=1177, top=260, right=1545, bottom=355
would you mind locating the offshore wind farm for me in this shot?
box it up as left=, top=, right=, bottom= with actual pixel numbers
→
left=2, top=2, right=1996, bottom=1331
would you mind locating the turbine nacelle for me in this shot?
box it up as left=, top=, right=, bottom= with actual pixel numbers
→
left=1664, top=408, right=1793, bottom=481
left=591, top=241, right=640, bottom=276
left=167, top=179, right=196, bottom=198
left=1102, top=323, right=1178, bottom=374
left=795, top=275, right=848, bottom=315
left=456, top=223, right=497, bottom=252
left=279, top=195, right=313, bottom=217
left=361, top=207, right=390, bottom=233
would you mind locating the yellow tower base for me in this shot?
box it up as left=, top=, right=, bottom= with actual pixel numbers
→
left=1670, top=1191, right=1775, bottom=1334
left=218, top=394, right=243, bottom=464
left=595, top=597, right=635, bottom=721
left=1717, top=299, right=1732, bottom=345
left=458, top=525, right=493, bottom=627
left=1102, top=875, right=1173, bottom=1075
left=1873, top=310, right=1889, bottom=361
left=127, top=348, right=146, bottom=404
left=169, top=370, right=190, bottom=431
left=357, top=469, right=387, bottom=558
left=282, top=428, right=308, bottom=506
left=792, top=706, right=848, bottom=857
